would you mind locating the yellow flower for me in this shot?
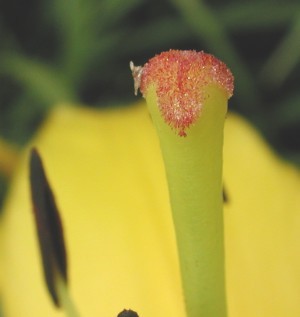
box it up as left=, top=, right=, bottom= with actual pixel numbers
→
left=224, top=112, right=300, bottom=316
left=1, top=102, right=300, bottom=317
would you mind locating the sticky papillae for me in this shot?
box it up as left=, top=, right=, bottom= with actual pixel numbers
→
left=140, top=50, right=234, bottom=136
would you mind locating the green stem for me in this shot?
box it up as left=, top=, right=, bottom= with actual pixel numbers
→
left=146, top=84, right=227, bottom=317
left=56, top=275, right=81, bottom=317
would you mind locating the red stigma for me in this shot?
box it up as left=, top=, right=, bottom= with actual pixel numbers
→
left=140, top=50, right=234, bottom=136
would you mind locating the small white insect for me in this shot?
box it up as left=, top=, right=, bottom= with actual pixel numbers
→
left=129, top=61, right=143, bottom=96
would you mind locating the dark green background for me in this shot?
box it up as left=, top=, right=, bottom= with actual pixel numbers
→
left=1, top=0, right=300, bottom=198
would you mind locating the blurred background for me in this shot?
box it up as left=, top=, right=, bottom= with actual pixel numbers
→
left=1, top=0, right=300, bottom=204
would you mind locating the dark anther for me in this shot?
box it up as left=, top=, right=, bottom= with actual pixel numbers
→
left=117, top=309, right=139, bottom=317
left=29, top=148, right=68, bottom=307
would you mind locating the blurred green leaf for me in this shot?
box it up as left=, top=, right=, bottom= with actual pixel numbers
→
left=48, top=0, right=142, bottom=85
left=0, top=53, right=76, bottom=105
left=218, top=1, right=300, bottom=31
left=273, top=93, right=300, bottom=127
left=95, top=0, right=143, bottom=30
left=260, top=13, right=300, bottom=87
left=121, top=17, right=191, bottom=55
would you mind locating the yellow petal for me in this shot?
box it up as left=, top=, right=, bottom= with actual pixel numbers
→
left=1, top=103, right=185, bottom=317
left=224, top=113, right=300, bottom=317
left=1, top=103, right=300, bottom=317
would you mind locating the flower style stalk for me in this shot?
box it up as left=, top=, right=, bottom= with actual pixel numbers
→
left=132, top=50, right=234, bottom=317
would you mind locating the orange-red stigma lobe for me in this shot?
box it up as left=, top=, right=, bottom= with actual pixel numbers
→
left=140, top=50, right=234, bottom=136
